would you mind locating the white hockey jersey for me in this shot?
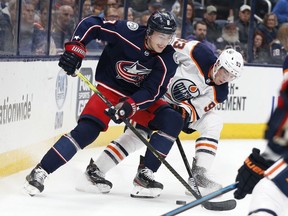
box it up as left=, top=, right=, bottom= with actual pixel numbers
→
left=165, top=39, right=229, bottom=123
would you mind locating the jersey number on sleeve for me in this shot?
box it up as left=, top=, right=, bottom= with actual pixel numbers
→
left=204, top=101, right=216, bottom=112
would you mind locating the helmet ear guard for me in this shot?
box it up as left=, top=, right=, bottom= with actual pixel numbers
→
left=212, top=48, right=244, bottom=81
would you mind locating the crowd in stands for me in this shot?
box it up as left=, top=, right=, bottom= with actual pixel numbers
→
left=0, top=0, right=287, bottom=65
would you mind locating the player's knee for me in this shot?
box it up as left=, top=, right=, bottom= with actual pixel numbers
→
left=198, top=112, right=223, bottom=139
left=153, top=108, right=183, bottom=136
left=70, top=119, right=102, bottom=149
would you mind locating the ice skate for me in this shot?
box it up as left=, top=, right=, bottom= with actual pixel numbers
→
left=23, top=163, right=48, bottom=196
left=131, top=156, right=163, bottom=198
left=186, top=158, right=222, bottom=196
left=76, top=158, right=112, bottom=194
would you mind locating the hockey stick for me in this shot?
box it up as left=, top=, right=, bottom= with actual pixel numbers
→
left=176, top=137, right=237, bottom=211
left=176, top=137, right=193, bottom=178
left=75, top=69, right=234, bottom=211
left=161, top=182, right=238, bottom=216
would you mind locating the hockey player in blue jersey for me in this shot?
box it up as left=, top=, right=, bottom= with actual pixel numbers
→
left=75, top=39, right=244, bottom=198
left=23, top=11, right=183, bottom=196
left=234, top=23, right=288, bottom=216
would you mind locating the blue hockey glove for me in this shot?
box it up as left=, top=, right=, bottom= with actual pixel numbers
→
left=105, top=97, right=137, bottom=124
left=234, top=148, right=273, bottom=200
left=58, top=41, right=86, bottom=76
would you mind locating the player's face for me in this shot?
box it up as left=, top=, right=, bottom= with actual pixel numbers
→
left=213, top=67, right=236, bottom=85
left=147, top=31, right=174, bottom=53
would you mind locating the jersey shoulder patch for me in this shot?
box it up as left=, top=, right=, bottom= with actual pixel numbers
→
left=127, top=21, right=139, bottom=31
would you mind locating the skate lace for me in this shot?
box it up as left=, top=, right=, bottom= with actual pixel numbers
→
left=140, top=168, right=154, bottom=181
left=90, top=166, right=105, bottom=178
left=34, top=168, right=48, bottom=183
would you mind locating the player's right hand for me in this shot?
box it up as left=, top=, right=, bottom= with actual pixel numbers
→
left=234, top=148, right=273, bottom=200
left=58, top=41, right=86, bottom=76
left=105, top=97, right=137, bottom=124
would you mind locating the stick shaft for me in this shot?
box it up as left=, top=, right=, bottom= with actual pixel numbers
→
left=161, top=182, right=238, bottom=216
left=176, top=137, right=193, bottom=178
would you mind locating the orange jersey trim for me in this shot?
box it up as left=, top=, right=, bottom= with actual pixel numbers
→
left=265, top=159, right=285, bottom=177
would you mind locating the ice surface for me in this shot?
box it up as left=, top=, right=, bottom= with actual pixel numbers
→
left=0, top=139, right=286, bottom=216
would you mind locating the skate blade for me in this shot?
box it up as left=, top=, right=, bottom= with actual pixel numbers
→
left=75, top=173, right=111, bottom=194
left=23, top=181, right=41, bottom=196
left=130, top=185, right=162, bottom=198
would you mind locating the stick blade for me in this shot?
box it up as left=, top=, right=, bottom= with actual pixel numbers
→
left=203, top=199, right=237, bottom=211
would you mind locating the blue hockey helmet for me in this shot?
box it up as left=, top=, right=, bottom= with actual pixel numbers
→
left=147, top=11, right=177, bottom=35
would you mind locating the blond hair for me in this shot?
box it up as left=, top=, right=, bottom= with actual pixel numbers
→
left=277, top=23, right=288, bottom=50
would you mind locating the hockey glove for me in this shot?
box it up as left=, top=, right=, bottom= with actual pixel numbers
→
left=105, top=97, right=137, bottom=124
left=58, top=41, right=86, bottom=76
left=171, top=105, right=194, bottom=134
left=234, top=148, right=273, bottom=200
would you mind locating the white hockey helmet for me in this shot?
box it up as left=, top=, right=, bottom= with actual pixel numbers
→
left=212, top=48, right=244, bottom=81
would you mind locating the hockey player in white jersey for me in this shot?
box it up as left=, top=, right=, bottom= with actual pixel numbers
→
left=234, top=23, right=288, bottom=216
left=78, top=39, right=244, bottom=198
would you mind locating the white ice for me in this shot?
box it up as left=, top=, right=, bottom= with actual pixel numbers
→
left=0, top=139, right=287, bottom=216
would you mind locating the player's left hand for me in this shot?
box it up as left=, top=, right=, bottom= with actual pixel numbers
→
left=105, top=97, right=137, bottom=124
left=234, top=148, right=273, bottom=200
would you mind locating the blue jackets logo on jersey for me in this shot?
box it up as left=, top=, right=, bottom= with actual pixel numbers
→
left=116, top=61, right=151, bottom=86
left=127, top=21, right=139, bottom=31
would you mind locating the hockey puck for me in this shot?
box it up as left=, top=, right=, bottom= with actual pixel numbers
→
left=176, top=200, right=187, bottom=205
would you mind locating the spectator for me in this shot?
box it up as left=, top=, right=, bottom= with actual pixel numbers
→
left=138, top=10, right=151, bottom=26
left=104, top=6, right=120, bottom=21
left=171, top=0, right=180, bottom=16
left=30, top=0, right=40, bottom=22
left=107, top=0, right=119, bottom=9
left=117, top=6, right=134, bottom=21
left=148, top=0, right=163, bottom=13
left=0, top=0, right=16, bottom=54
left=202, top=5, right=222, bottom=44
left=82, top=0, right=92, bottom=18
left=92, top=0, right=106, bottom=17
left=206, top=0, right=234, bottom=20
left=257, top=13, right=278, bottom=48
left=129, top=0, right=148, bottom=13
left=33, top=3, right=57, bottom=55
left=251, top=30, right=270, bottom=64
left=51, top=5, right=74, bottom=52
left=174, top=0, right=195, bottom=38
left=269, top=24, right=288, bottom=65
left=19, top=1, right=36, bottom=54
left=0, top=0, right=7, bottom=9
left=235, top=4, right=251, bottom=45
left=54, top=0, right=75, bottom=9
left=186, top=20, right=218, bottom=55
left=162, top=0, right=176, bottom=12
left=272, top=0, right=288, bottom=25
left=215, top=22, right=244, bottom=57
left=175, top=26, right=182, bottom=38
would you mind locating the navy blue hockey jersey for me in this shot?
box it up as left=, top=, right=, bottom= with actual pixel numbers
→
left=71, top=17, right=178, bottom=110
